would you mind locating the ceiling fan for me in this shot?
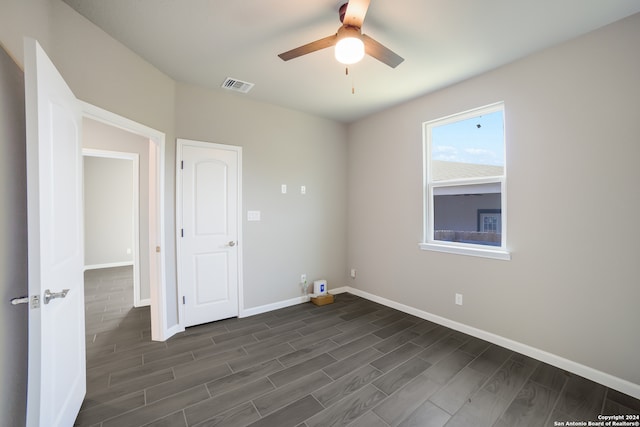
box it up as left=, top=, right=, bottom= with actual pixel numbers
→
left=278, top=0, right=404, bottom=68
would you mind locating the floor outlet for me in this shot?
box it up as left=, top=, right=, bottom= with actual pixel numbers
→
left=455, top=293, right=463, bottom=306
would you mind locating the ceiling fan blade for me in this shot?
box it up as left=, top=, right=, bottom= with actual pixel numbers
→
left=343, top=0, right=370, bottom=28
left=362, top=34, right=404, bottom=68
left=278, top=34, right=337, bottom=61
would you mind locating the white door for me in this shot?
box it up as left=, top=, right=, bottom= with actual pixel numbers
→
left=177, top=139, right=241, bottom=327
left=24, top=38, right=85, bottom=426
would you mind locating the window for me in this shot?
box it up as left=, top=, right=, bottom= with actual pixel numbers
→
left=421, top=103, right=510, bottom=260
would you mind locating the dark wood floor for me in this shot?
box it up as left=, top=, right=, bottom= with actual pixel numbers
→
left=76, top=266, right=640, bottom=427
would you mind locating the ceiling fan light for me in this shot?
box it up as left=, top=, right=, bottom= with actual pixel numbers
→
left=335, top=36, right=365, bottom=64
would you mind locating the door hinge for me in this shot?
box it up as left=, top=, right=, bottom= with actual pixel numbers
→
left=182, top=296, right=186, bottom=304
left=181, top=228, right=184, bottom=237
left=181, top=160, right=184, bottom=170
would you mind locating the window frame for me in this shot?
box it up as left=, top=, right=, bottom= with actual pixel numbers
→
left=420, top=102, right=511, bottom=260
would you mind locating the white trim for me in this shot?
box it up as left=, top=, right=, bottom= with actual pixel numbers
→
left=174, top=140, right=183, bottom=325
left=237, top=147, right=244, bottom=321
left=433, top=181, right=500, bottom=196
left=240, top=287, right=352, bottom=317
left=422, top=102, right=509, bottom=260
left=80, top=101, right=169, bottom=341
left=240, top=295, right=309, bottom=318
left=426, top=102, right=505, bottom=128
left=137, top=298, right=151, bottom=307
left=84, top=261, right=134, bottom=271
left=175, top=139, right=243, bottom=329
left=419, top=242, right=511, bottom=260
left=82, top=149, right=142, bottom=307
left=342, top=286, right=640, bottom=400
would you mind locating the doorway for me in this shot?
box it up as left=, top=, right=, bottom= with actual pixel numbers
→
left=81, top=102, right=169, bottom=341
left=83, top=150, right=145, bottom=307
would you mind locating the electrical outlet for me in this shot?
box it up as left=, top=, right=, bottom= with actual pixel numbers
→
left=281, top=184, right=287, bottom=194
left=301, top=274, right=306, bottom=283
left=350, top=269, right=357, bottom=279
left=455, top=293, right=463, bottom=306
left=301, top=185, right=306, bottom=195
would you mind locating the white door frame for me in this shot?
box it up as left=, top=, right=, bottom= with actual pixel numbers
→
left=175, top=138, right=244, bottom=328
left=80, top=101, right=170, bottom=341
left=82, top=149, right=145, bottom=307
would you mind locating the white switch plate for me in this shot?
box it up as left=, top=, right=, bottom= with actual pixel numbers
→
left=455, top=293, right=463, bottom=306
left=300, top=185, right=306, bottom=195
left=247, top=210, right=261, bottom=221
left=350, top=269, right=357, bottom=278
left=281, top=184, right=287, bottom=194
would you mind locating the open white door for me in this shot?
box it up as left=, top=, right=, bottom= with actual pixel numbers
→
left=24, top=38, right=85, bottom=427
left=177, top=139, right=241, bottom=327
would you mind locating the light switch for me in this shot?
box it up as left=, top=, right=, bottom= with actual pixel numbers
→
left=247, top=210, right=261, bottom=221
left=281, top=184, right=287, bottom=194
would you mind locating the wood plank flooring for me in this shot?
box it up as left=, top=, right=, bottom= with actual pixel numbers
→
left=76, top=266, right=640, bottom=426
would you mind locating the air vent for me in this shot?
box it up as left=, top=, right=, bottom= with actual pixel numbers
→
left=221, top=77, right=254, bottom=94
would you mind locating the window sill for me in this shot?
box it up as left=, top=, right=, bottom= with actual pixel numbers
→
left=419, top=242, right=511, bottom=261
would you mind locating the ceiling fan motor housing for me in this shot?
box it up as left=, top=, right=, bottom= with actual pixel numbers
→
left=337, top=25, right=362, bottom=40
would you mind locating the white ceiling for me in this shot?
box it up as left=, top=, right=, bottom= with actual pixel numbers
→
left=62, top=0, right=640, bottom=123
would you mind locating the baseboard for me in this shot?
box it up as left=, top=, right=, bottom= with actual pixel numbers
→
left=84, top=261, right=134, bottom=270
left=240, top=287, right=351, bottom=317
left=240, top=295, right=309, bottom=318
left=344, top=286, right=640, bottom=400
left=330, top=286, right=349, bottom=294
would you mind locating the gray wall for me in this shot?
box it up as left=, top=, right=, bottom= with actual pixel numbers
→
left=347, top=13, right=640, bottom=386
left=175, top=83, right=348, bottom=308
left=0, top=44, right=28, bottom=427
left=84, top=156, right=134, bottom=267
left=83, top=118, right=151, bottom=301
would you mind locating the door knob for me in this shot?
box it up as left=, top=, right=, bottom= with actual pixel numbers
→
left=228, top=241, right=236, bottom=247
left=43, top=288, right=69, bottom=304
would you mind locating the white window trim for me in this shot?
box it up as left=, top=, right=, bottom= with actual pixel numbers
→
left=421, top=102, right=511, bottom=261
left=419, top=242, right=511, bottom=260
